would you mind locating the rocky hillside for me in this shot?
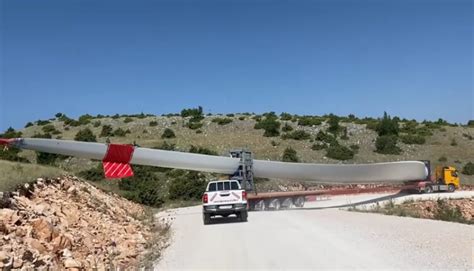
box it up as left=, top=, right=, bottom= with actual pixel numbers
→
left=7, top=111, right=474, bottom=184
left=0, top=176, right=168, bottom=270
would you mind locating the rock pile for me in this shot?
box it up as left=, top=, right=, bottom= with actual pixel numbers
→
left=401, top=198, right=474, bottom=222
left=0, top=176, right=161, bottom=270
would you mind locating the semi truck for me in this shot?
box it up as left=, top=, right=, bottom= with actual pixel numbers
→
left=402, top=160, right=460, bottom=193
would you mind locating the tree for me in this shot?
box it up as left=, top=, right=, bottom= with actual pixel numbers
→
left=282, top=147, right=299, bottom=162
left=161, top=128, right=176, bottom=139
left=375, top=135, right=401, bottom=155
left=254, top=115, right=280, bottom=137
left=100, top=125, right=113, bottom=137
left=327, top=115, right=340, bottom=135
left=74, top=128, right=96, bottom=142
left=376, top=112, right=399, bottom=136
left=326, top=144, right=354, bottom=160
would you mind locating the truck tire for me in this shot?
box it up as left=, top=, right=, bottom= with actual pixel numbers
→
left=448, top=184, right=455, bottom=193
left=294, top=196, right=305, bottom=208
left=203, top=213, right=211, bottom=225
left=424, top=185, right=433, bottom=193
left=240, top=211, right=248, bottom=222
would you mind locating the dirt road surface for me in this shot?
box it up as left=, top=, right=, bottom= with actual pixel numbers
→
left=155, top=192, right=473, bottom=270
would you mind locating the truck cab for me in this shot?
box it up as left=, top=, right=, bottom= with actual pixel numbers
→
left=202, top=180, right=248, bottom=225
left=434, top=166, right=460, bottom=188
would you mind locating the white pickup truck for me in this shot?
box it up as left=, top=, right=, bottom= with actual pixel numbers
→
left=202, top=180, right=248, bottom=225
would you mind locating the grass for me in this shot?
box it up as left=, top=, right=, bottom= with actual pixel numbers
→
left=0, top=160, right=65, bottom=191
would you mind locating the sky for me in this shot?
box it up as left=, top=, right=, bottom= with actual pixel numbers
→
left=0, top=0, right=472, bottom=131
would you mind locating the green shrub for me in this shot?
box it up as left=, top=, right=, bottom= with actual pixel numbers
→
left=282, top=123, right=293, bottom=132
left=297, top=116, right=322, bottom=126
left=462, top=133, right=473, bottom=140
left=212, top=118, right=233, bottom=125
left=189, top=145, right=218, bottom=155
left=327, top=115, right=341, bottom=135
left=376, top=112, right=399, bottom=136
left=124, top=117, right=134, bottom=123
left=112, top=114, right=120, bottom=119
left=282, top=147, right=299, bottom=162
left=238, top=116, right=245, bottom=121
left=349, top=144, right=359, bottom=153
left=311, top=143, right=326, bottom=150
left=1, top=127, right=22, bottom=138
left=467, top=120, right=474, bottom=127
left=78, top=114, right=93, bottom=125
left=375, top=135, right=401, bottom=155
left=154, top=141, right=176, bottom=151
left=400, top=134, right=426, bottom=145
left=462, top=162, right=474, bottom=175
left=186, top=122, right=203, bottom=130
left=93, top=121, right=101, bottom=127
left=438, top=156, right=447, bottom=162
left=42, top=125, right=57, bottom=134
left=365, top=121, right=379, bottom=131
left=74, top=128, right=96, bottom=142
left=450, top=138, right=457, bottom=146
left=149, top=121, right=158, bottom=126
left=326, top=144, right=354, bottom=160
left=168, top=171, right=207, bottom=201
left=181, top=106, right=203, bottom=118
left=434, top=199, right=467, bottom=223
left=315, top=131, right=338, bottom=145
left=280, top=112, right=293, bottom=121
left=113, top=128, right=131, bottom=137
left=25, top=122, right=34, bottom=128
left=77, top=164, right=104, bottom=181
left=226, top=113, right=235, bottom=117
left=36, top=120, right=51, bottom=126
left=119, top=166, right=165, bottom=207
left=161, top=128, right=176, bottom=139
left=99, top=125, right=113, bottom=137
left=281, top=130, right=311, bottom=140
left=254, top=116, right=280, bottom=137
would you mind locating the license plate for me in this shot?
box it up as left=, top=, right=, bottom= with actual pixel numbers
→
left=219, top=205, right=232, bottom=209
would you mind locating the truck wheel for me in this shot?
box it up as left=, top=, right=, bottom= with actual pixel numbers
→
left=270, top=199, right=281, bottom=210
left=424, top=185, right=433, bottom=193
left=203, top=213, right=211, bottom=225
left=240, top=211, right=248, bottom=222
left=222, top=214, right=229, bottom=218
left=448, top=184, right=455, bottom=193
left=294, top=196, right=305, bottom=208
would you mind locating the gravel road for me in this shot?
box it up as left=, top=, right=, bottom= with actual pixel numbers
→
left=155, top=192, right=473, bottom=270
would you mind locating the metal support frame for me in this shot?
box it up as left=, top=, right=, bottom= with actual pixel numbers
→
left=229, top=149, right=255, bottom=192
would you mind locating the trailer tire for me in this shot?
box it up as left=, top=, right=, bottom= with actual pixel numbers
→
left=254, top=200, right=266, bottom=211
left=424, top=185, right=433, bottom=194
left=294, top=196, right=305, bottom=208
left=203, top=213, right=211, bottom=225
left=270, top=199, right=281, bottom=210
left=448, top=184, right=455, bottom=193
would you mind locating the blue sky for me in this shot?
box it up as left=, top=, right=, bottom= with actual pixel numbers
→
left=1, top=0, right=472, bottom=131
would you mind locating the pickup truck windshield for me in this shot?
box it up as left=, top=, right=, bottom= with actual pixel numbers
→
left=208, top=181, right=239, bottom=191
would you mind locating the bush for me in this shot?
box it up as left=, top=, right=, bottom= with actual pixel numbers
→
left=168, top=171, right=207, bottom=201
left=282, top=147, right=299, bottom=162
left=254, top=116, right=280, bottom=137
left=161, top=128, right=176, bottom=139
left=327, top=115, right=340, bottom=135
left=226, top=113, right=234, bottom=117
left=93, top=121, right=101, bottom=127
left=315, top=131, right=337, bottom=145
left=462, top=162, right=474, bottom=175
left=181, top=106, right=203, bottom=118
left=326, top=144, right=354, bottom=160
left=450, top=138, right=457, bottom=146
left=113, top=128, right=131, bottom=137
left=78, top=114, right=93, bottom=125
left=100, top=125, right=113, bottom=137
left=467, top=120, right=474, bottom=127
left=124, top=117, right=134, bottom=123
left=281, top=123, right=293, bottom=132
left=189, top=145, right=218, bottom=155
left=149, top=121, right=158, bottom=126
left=238, top=116, right=245, bottom=121
left=42, top=125, right=57, bottom=134
left=78, top=164, right=104, bottom=182
left=281, top=130, right=311, bottom=140
left=186, top=122, right=203, bottom=130
left=119, top=166, right=165, bottom=207
left=280, top=112, right=293, bottom=121
left=375, top=135, right=401, bottom=155
left=154, top=141, right=176, bottom=151
left=25, top=122, right=34, bottom=128
left=376, top=112, right=399, bottom=136
left=349, top=144, right=359, bottom=152
left=36, top=120, right=51, bottom=126
left=1, top=127, right=22, bottom=138
left=297, top=116, right=322, bottom=126
left=438, top=156, right=447, bottom=162
left=400, top=134, right=426, bottom=145
left=311, top=143, right=326, bottom=150
left=74, top=128, right=96, bottom=142
left=434, top=199, right=467, bottom=223
left=212, top=118, right=233, bottom=125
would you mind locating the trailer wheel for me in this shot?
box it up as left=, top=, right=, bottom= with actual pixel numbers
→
left=269, top=199, right=281, bottom=210
left=239, top=211, right=248, bottom=222
left=424, top=185, right=433, bottom=193
left=281, top=198, right=293, bottom=209
left=254, top=200, right=266, bottom=211
left=447, top=184, right=455, bottom=193
left=294, top=196, right=305, bottom=208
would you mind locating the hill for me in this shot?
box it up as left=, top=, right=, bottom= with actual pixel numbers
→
left=1, top=110, right=473, bottom=207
